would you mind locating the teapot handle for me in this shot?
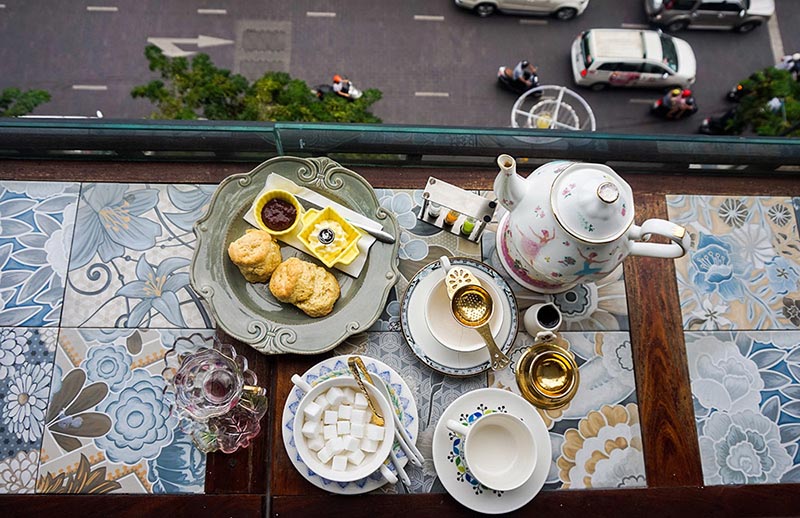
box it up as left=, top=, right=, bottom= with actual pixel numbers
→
left=628, top=219, right=690, bottom=258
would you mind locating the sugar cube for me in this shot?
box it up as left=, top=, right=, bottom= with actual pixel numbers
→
left=342, top=387, right=356, bottom=404
left=307, top=436, right=325, bottom=451
left=361, top=438, right=379, bottom=453
left=323, top=424, right=337, bottom=440
left=351, top=409, right=367, bottom=425
left=344, top=436, right=361, bottom=452
left=366, top=424, right=385, bottom=442
left=332, top=455, right=348, bottom=472
left=317, top=446, right=334, bottom=464
left=302, top=421, right=320, bottom=438
left=338, top=405, right=352, bottom=421
left=303, top=401, right=323, bottom=421
left=350, top=422, right=365, bottom=439
left=347, top=448, right=366, bottom=466
left=314, top=395, right=331, bottom=411
left=353, top=392, right=369, bottom=409
left=324, top=410, right=338, bottom=425
left=337, top=421, right=351, bottom=435
left=325, top=386, right=346, bottom=406
left=327, top=436, right=345, bottom=455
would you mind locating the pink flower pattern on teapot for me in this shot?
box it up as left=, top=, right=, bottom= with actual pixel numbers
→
left=493, top=155, right=691, bottom=293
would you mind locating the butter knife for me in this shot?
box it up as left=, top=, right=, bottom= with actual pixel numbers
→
left=371, top=377, right=424, bottom=468
left=301, top=198, right=396, bottom=244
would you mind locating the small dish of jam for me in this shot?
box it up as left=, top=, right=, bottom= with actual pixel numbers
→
left=253, top=189, right=302, bottom=236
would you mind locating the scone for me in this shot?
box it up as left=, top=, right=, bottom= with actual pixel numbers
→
left=295, top=265, right=340, bottom=317
left=269, top=257, right=340, bottom=317
left=227, top=229, right=282, bottom=283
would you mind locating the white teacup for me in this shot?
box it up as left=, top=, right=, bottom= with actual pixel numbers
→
left=523, top=302, right=562, bottom=340
left=425, top=257, right=503, bottom=352
left=446, top=412, right=537, bottom=491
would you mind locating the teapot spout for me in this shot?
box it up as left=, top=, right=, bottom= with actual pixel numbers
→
left=494, top=154, right=528, bottom=211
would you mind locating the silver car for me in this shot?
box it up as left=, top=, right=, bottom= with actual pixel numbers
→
left=454, top=0, right=589, bottom=20
left=644, top=0, right=775, bottom=33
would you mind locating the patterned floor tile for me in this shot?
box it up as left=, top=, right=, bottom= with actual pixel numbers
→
left=0, top=328, right=58, bottom=493
left=370, top=189, right=481, bottom=332
left=37, top=328, right=211, bottom=494
left=685, top=331, right=800, bottom=485
left=667, top=195, right=800, bottom=330
left=490, top=331, right=644, bottom=489
left=0, top=182, right=79, bottom=327
left=62, top=184, right=215, bottom=329
left=480, top=201, right=629, bottom=331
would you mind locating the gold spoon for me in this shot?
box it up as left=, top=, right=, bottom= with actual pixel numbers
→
left=347, top=356, right=385, bottom=426
left=450, top=284, right=511, bottom=371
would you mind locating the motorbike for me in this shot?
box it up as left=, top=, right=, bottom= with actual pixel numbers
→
left=497, top=66, right=541, bottom=96
left=699, top=108, right=740, bottom=135
left=650, top=91, right=698, bottom=120
left=312, top=81, right=363, bottom=101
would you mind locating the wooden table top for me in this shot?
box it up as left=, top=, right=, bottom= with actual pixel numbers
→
left=1, top=159, right=799, bottom=518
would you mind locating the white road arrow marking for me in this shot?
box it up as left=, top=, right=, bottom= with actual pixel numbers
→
left=146, top=35, right=234, bottom=57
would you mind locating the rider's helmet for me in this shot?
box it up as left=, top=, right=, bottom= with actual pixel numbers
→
left=332, top=74, right=342, bottom=83
left=793, top=53, right=800, bottom=61
left=521, top=60, right=529, bottom=68
left=681, top=89, right=692, bottom=98
left=670, top=88, right=681, bottom=96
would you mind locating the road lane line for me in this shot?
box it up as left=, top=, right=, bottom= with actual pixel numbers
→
left=197, top=8, right=227, bottom=15
left=0, top=5, right=6, bottom=9
left=414, top=15, right=444, bottom=21
left=628, top=98, right=654, bottom=104
left=86, top=6, right=118, bottom=12
left=72, top=85, right=108, bottom=91
left=415, top=92, right=449, bottom=97
left=767, top=14, right=784, bottom=64
left=621, top=23, right=648, bottom=29
left=519, top=19, right=547, bottom=25
left=306, top=11, right=336, bottom=17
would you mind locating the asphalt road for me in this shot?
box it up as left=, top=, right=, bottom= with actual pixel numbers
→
left=0, top=0, right=795, bottom=135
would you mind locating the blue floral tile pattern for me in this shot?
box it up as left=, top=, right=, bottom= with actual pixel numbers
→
left=686, top=331, right=800, bottom=484
left=667, top=195, right=800, bottom=330
left=0, top=327, right=57, bottom=493
left=62, top=184, right=215, bottom=329
left=490, top=331, right=644, bottom=489
left=37, top=328, right=210, bottom=493
left=0, top=182, right=79, bottom=327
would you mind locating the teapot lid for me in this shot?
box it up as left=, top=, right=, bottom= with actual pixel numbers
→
left=550, top=163, right=634, bottom=244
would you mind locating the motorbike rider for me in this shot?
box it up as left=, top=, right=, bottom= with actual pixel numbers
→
left=512, top=60, right=537, bottom=89
left=667, top=89, right=693, bottom=119
left=332, top=74, right=352, bottom=99
left=778, top=53, right=800, bottom=80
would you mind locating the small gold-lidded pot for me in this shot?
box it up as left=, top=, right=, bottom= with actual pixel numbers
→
left=515, top=338, right=579, bottom=409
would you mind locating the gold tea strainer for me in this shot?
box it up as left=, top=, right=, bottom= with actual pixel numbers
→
left=448, top=281, right=511, bottom=371
left=515, top=336, right=579, bottom=409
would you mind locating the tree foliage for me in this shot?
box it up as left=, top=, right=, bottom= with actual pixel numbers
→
left=0, top=88, right=51, bottom=117
left=132, top=45, right=382, bottom=123
left=728, top=68, right=800, bottom=137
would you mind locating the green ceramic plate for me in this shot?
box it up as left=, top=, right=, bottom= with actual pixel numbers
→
left=190, top=156, right=400, bottom=355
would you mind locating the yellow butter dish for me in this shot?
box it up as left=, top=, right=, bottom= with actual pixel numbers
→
left=298, top=206, right=362, bottom=268
left=253, top=189, right=303, bottom=236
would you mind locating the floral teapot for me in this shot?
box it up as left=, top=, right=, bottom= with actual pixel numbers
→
left=493, top=154, right=690, bottom=293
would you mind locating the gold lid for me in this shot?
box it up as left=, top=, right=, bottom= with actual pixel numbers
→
left=515, top=338, right=579, bottom=410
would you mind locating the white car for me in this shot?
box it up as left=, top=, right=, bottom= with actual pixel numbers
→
left=454, top=0, right=589, bottom=20
left=571, top=29, right=697, bottom=91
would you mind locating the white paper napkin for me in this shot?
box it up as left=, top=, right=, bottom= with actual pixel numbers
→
left=243, top=174, right=376, bottom=277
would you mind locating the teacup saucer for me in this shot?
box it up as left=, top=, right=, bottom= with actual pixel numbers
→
left=432, top=388, right=551, bottom=515
left=281, top=355, right=419, bottom=494
left=425, top=275, right=503, bottom=353
left=401, top=258, right=518, bottom=377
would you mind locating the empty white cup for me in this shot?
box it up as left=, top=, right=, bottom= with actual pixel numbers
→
left=446, top=413, right=537, bottom=491
left=523, top=302, right=562, bottom=339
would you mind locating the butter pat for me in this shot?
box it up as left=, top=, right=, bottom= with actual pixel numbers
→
left=332, top=455, right=348, bottom=472
left=303, top=401, right=323, bottom=422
